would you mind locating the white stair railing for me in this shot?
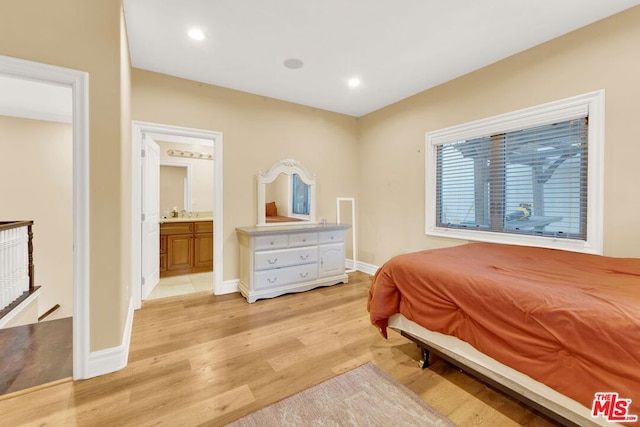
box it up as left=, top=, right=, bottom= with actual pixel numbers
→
left=0, top=221, right=33, bottom=313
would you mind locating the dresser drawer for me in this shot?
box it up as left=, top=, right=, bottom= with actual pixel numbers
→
left=255, top=246, right=318, bottom=271
left=254, top=234, right=289, bottom=250
left=319, top=229, right=344, bottom=244
left=254, top=263, right=319, bottom=290
left=288, top=232, right=318, bottom=247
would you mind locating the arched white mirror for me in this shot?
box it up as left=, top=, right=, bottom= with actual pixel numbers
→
left=257, top=159, right=316, bottom=226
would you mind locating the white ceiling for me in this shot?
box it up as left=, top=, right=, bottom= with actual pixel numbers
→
left=123, top=0, right=640, bottom=117
left=0, top=75, right=72, bottom=123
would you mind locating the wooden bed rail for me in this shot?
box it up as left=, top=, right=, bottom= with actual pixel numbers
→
left=0, top=221, right=37, bottom=320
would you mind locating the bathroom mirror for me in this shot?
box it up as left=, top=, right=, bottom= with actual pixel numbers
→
left=257, top=159, right=316, bottom=226
left=157, top=141, right=214, bottom=219
left=160, top=162, right=191, bottom=214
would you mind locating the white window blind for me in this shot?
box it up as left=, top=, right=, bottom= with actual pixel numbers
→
left=436, top=118, right=588, bottom=239
left=291, top=173, right=310, bottom=215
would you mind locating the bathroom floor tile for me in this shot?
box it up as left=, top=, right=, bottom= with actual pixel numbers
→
left=147, top=271, right=214, bottom=300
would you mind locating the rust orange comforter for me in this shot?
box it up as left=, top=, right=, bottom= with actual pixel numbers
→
left=368, top=243, right=640, bottom=415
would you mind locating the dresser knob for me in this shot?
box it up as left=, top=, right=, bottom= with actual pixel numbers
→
left=268, top=258, right=278, bottom=264
left=267, top=277, right=278, bottom=284
left=299, top=272, right=309, bottom=278
left=300, top=254, right=309, bottom=260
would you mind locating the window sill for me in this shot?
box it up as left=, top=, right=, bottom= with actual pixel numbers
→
left=427, top=226, right=602, bottom=255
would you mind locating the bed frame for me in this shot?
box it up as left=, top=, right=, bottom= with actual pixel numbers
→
left=388, top=314, right=617, bottom=427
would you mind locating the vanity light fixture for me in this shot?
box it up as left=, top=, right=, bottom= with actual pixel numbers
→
left=188, top=28, right=205, bottom=41
left=347, top=77, right=361, bottom=88
left=167, top=149, right=213, bottom=160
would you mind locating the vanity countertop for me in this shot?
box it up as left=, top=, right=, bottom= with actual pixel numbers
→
left=160, top=217, right=213, bottom=224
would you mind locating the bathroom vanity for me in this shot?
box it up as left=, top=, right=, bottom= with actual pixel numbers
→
left=160, top=218, right=213, bottom=278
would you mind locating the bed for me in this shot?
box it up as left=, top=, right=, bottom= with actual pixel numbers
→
left=367, top=243, right=640, bottom=426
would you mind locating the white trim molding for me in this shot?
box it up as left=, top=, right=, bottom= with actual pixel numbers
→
left=353, top=260, right=379, bottom=276
left=86, top=297, right=134, bottom=378
left=220, top=279, right=240, bottom=295
left=0, top=54, right=91, bottom=380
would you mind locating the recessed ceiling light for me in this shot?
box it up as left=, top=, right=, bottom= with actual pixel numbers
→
left=283, top=58, right=304, bottom=70
left=348, top=77, right=361, bottom=88
left=188, top=28, right=205, bottom=41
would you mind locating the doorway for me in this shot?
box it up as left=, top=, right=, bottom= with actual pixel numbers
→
left=0, top=55, right=90, bottom=381
left=131, top=121, right=223, bottom=309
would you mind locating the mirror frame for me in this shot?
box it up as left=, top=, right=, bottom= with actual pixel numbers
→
left=257, top=159, right=316, bottom=226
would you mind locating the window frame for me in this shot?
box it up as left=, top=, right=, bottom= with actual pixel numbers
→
left=425, top=90, right=604, bottom=255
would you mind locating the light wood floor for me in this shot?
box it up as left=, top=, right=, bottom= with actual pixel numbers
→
left=0, top=272, right=559, bottom=426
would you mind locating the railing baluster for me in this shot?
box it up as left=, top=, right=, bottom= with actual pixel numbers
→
left=0, top=221, right=34, bottom=314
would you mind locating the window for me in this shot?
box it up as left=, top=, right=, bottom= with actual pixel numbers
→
left=426, top=91, right=604, bottom=254
left=291, top=173, right=310, bottom=216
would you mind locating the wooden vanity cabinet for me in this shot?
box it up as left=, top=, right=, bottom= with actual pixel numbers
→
left=194, top=221, right=214, bottom=268
left=160, top=221, right=213, bottom=278
left=159, top=234, right=167, bottom=273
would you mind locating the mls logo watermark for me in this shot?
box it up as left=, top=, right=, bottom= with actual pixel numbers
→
left=591, top=392, right=638, bottom=422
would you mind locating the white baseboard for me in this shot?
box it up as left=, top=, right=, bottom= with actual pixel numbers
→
left=220, top=278, right=239, bottom=295
left=347, top=260, right=379, bottom=276
left=86, top=296, right=134, bottom=378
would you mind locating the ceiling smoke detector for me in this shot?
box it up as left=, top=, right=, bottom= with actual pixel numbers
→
left=283, top=58, right=304, bottom=70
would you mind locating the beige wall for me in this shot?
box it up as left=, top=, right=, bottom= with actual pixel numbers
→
left=158, top=141, right=214, bottom=213
left=131, top=69, right=359, bottom=280
left=0, top=0, right=130, bottom=350
left=358, top=6, right=640, bottom=265
left=0, top=116, right=73, bottom=320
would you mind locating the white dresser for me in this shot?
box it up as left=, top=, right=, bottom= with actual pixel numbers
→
left=236, top=224, right=350, bottom=303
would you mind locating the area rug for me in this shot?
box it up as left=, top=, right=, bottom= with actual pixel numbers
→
left=227, top=362, right=454, bottom=426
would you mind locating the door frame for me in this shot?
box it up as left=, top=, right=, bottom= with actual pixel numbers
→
left=0, top=55, right=91, bottom=379
left=131, top=121, right=223, bottom=308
